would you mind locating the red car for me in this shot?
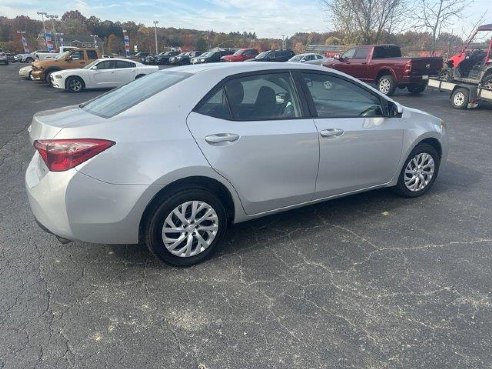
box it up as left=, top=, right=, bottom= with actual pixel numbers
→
left=221, top=48, right=258, bottom=62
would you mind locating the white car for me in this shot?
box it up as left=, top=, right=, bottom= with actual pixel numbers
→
left=19, top=65, right=33, bottom=80
left=51, top=58, right=159, bottom=92
left=289, top=53, right=329, bottom=65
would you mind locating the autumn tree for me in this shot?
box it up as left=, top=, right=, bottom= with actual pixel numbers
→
left=322, top=0, right=408, bottom=44
left=414, top=0, right=466, bottom=54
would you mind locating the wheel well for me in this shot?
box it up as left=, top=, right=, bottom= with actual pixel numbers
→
left=135, top=74, right=145, bottom=79
left=419, top=138, right=442, bottom=158
left=376, top=69, right=395, bottom=82
left=138, top=176, right=236, bottom=242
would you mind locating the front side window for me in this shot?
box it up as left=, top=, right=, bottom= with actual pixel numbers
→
left=354, top=48, right=369, bottom=59
left=95, top=60, right=114, bottom=70
left=301, top=72, right=384, bottom=118
left=342, top=48, right=356, bottom=59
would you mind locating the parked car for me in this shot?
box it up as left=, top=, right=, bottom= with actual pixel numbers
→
left=221, top=48, right=258, bottom=62
left=324, top=44, right=443, bottom=95
left=129, top=52, right=150, bottom=63
left=250, top=49, right=295, bottom=62
left=19, top=65, right=33, bottom=80
left=191, top=49, right=234, bottom=64
left=31, top=48, right=99, bottom=85
left=33, top=46, right=78, bottom=61
left=289, top=53, right=328, bottom=65
left=0, top=50, right=8, bottom=65
left=14, top=52, right=38, bottom=63
left=169, top=51, right=202, bottom=66
left=25, top=62, right=447, bottom=267
left=155, top=51, right=181, bottom=65
left=51, top=58, right=159, bottom=92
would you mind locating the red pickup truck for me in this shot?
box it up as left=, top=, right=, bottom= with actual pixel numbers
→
left=324, top=44, right=443, bottom=96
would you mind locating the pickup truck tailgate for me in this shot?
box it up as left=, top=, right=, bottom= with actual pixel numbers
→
left=409, top=57, right=443, bottom=76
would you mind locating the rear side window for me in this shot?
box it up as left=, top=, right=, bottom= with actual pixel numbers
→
left=86, top=50, right=98, bottom=59
left=81, top=71, right=191, bottom=118
left=373, top=46, right=401, bottom=59
left=115, top=60, right=135, bottom=68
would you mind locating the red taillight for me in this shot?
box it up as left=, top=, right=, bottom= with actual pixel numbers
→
left=33, top=139, right=115, bottom=172
left=404, top=60, right=412, bottom=73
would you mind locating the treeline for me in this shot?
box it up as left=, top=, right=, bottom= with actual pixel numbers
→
left=0, top=9, right=464, bottom=55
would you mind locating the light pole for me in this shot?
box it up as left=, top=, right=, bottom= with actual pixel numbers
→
left=46, top=14, right=58, bottom=48
left=90, top=34, right=98, bottom=50
left=153, top=21, right=159, bottom=54
left=37, top=11, right=47, bottom=48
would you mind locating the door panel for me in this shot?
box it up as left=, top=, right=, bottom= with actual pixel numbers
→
left=187, top=112, right=319, bottom=214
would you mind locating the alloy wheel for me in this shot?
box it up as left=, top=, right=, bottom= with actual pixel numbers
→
left=68, top=79, right=83, bottom=92
left=453, top=92, right=465, bottom=107
left=162, top=201, right=219, bottom=258
left=404, top=153, right=435, bottom=192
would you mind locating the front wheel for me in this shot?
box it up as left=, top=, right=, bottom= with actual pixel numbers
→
left=66, top=76, right=84, bottom=92
left=393, top=143, right=440, bottom=198
left=144, top=188, right=227, bottom=267
left=377, top=74, right=396, bottom=96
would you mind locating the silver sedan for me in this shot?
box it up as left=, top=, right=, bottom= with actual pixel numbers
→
left=25, top=62, right=447, bottom=266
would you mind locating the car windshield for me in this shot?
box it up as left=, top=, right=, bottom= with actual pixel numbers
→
left=289, top=55, right=303, bottom=61
left=200, top=52, right=213, bottom=58
left=55, top=51, right=71, bottom=60
left=256, top=51, right=269, bottom=58
left=233, top=49, right=244, bottom=56
left=80, top=71, right=192, bottom=118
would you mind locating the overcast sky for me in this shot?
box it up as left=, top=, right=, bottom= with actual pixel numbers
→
left=0, top=0, right=490, bottom=38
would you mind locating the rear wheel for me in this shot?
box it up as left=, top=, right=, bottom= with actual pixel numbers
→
left=144, top=188, right=227, bottom=267
left=393, top=143, right=440, bottom=198
left=25, top=57, right=34, bottom=63
left=377, top=74, right=396, bottom=96
left=451, top=88, right=469, bottom=109
left=66, top=76, right=84, bottom=92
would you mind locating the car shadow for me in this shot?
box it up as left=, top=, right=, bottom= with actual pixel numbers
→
left=105, top=160, right=482, bottom=267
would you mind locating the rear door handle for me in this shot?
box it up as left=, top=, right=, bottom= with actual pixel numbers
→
left=320, top=128, right=344, bottom=138
left=205, top=133, right=240, bottom=144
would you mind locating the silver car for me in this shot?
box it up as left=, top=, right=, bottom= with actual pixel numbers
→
left=26, top=62, right=447, bottom=266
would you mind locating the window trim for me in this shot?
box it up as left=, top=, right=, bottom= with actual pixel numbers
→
left=193, top=69, right=312, bottom=122
left=292, top=70, right=392, bottom=119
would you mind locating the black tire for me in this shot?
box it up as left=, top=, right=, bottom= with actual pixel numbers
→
left=26, top=57, right=34, bottom=63
left=393, top=143, right=440, bottom=198
left=377, top=74, right=396, bottom=96
left=451, top=88, right=469, bottom=109
left=26, top=71, right=32, bottom=80
left=408, top=83, right=427, bottom=94
left=66, top=76, right=84, bottom=92
left=144, top=187, right=228, bottom=267
left=45, top=70, right=55, bottom=86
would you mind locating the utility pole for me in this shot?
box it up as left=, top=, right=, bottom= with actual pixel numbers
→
left=37, top=11, right=47, bottom=48
left=46, top=14, right=58, bottom=49
left=153, top=21, right=159, bottom=54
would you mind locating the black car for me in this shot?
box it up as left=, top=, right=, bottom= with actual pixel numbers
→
left=153, top=51, right=181, bottom=65
left=250, top=49, right=295, bottom=62
left=169, top=51, right=202, bottom=66
left=191, top=49, right=235, bottom=64
left=131, top=52, right=150, bottom=63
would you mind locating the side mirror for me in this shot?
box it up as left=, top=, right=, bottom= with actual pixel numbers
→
left=388, top=101, right=403, bottom=117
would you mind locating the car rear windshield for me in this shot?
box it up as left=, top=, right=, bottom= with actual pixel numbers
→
left=80, top=71, right=192, bottom=118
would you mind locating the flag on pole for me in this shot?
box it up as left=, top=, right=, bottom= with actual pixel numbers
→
left=123, top=31, right=130, bottom=57
left=21, top=35, right=29, bottom=53
left=45, top=32, right=54, bottom=52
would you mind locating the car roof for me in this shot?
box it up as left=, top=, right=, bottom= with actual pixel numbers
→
left=167, top=61, right=328, bottom=75
left=95, top=58, right=138, bottom=63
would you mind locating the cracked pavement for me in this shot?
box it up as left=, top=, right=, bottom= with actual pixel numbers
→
left=1, top=64, right=492, bottom=368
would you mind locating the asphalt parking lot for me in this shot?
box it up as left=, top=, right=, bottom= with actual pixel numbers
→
left=1, top=63, right=492, bottom=369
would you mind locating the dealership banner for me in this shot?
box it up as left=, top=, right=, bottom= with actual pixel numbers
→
left=123, top=31, right=130, bottom=57
left=21, top=35, right=29, bottom=53
left=45, top=32, right=54, bottom=52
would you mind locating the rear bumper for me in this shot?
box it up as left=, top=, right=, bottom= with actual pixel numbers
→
left=25, top=153, right=152, bottom=245
left=400, top=74, right=436, bottom=85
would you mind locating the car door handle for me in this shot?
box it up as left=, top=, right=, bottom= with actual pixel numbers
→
left=205, top=133, right=240, bottom=144
left=320, top=128, right=344, bottom=138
